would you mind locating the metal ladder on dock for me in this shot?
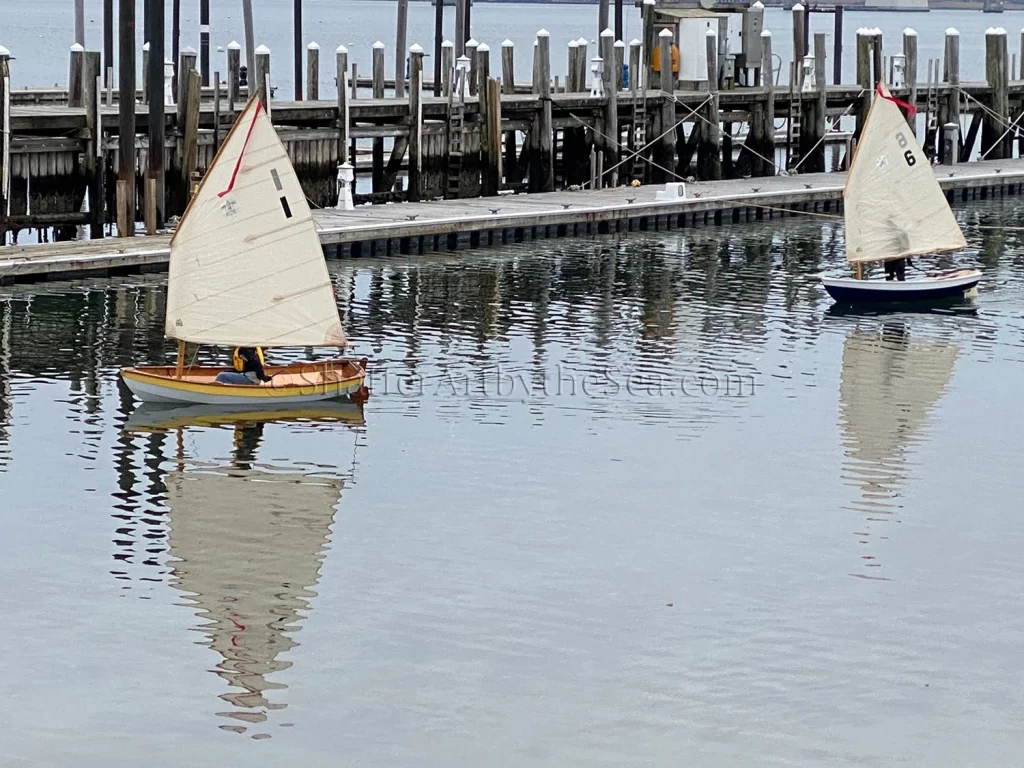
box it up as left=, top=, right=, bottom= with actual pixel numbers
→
left=786, top=75, right=803, bottom=172
left=631, top=94, right=649, bottom=182
left=446, top=103, right=465, bottom=199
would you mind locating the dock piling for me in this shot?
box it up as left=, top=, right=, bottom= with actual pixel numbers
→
left=75, top=0, right=85, bottom=47
left=242, top=0, right=256, bottom=90
left=433, top=0, right=444, bottom=96
left=117, top=0, right=136, bottom=237
left=531, top=30, right=554, bottom=193
left=293, top=0, right=303, bottom=101
left=903, top=28, right=918, bottom=135
left=253, top=44, right=270, bottom=109
left=1, top=47, right=11, bottom=245
left=502, top=40, right=518, bottom=184
left=396, top=0, right=409, bottom=98
left=642, top=0, right=655, bottom=94
left=984, top=27, right=1009, bottom=160
left=200, top=0, right=210, bottom=86
left=792, top=4, right=806, bottom=88
left=942, top=28, right=960, bottom=163
left=372, top=41, right=385, bottom=193
left=227, top=41, right=240, bottom=111
left=103, top=0, right=114, bottom=87
left=467, top=39, right=479, bottom=97
left=147, top=0, right=165, bottom=231
left=142, top=42, right=150, bottom=105
left=69, top=44, right=85, bottom=108
left=698, top=28, right=721, bottom=181
left=336, top=45, right=350, bottom=165
left=307, top=42, right=320, bottom=101
left=855, top=29, right=872, bottom=139
left=456, top=0, right=467, bottom=58
left=442, top=40, right=455, bottom=98
left=409, top=44, right=424, bottom=201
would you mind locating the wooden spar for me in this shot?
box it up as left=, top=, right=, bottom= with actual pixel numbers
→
left=306, top=42, right=319, bottom=101
left=148, top=0, right=165, bottom=230
left=293, top=0, right=303, bottom=101
left=118, top=0, right=136, bottom=237
left=176, top=339, right=185, bottom=378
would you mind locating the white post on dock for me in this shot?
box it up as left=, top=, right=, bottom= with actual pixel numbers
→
left=336, top=161, right=355, bottom=210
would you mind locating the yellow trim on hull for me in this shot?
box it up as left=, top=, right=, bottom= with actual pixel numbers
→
left=120, top=359, right=368, bottom=402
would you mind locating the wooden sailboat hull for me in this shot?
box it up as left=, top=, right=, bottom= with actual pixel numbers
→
left=120, top=359, right=368, bottom=405
left=821, top=269, right=982, bottom=305
left=123, top=400, right=366, bottom=433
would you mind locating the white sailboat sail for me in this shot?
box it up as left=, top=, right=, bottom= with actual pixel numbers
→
left=167, top=466, right=342, bottom=724
left=844, top=84, right=967, bottom=265
left=165, top=96, right=346, bottom=347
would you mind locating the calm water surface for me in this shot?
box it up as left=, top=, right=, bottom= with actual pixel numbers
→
left=1, top=199, right=1024, bottom=766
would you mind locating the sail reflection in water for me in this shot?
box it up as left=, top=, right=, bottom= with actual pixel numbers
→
left=838, top=324, right=959, bottom=575
left=125, top=404, right=364, bottom=737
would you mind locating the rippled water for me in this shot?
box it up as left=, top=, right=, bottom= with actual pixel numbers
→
left=2, top=199, right=1024, bottom=766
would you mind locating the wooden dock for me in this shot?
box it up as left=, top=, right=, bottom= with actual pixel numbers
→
left=3, top=158, right=1021, bottom=284
left=3, top=10, right=1024, bottom=247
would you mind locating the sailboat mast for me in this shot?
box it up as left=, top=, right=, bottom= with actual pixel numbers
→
left=175, top=339, right=185, bottom=378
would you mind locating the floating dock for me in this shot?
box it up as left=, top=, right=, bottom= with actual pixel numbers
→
left=2, top=158, right=1021, bottom=284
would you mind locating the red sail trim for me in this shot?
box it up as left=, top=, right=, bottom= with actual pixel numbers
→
left=876, top=82, right=917, bottom=117
left=217, top=100, right=264, bottom=198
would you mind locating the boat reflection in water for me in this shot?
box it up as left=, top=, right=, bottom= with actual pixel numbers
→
left=123, top=402, right=364, bottom=737
left=837, top=323, right=959, bottom=578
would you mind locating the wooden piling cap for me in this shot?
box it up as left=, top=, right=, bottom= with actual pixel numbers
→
left=477, top=43, right=489, bottom=52
left=760, top=30, right=772, bottom=37
left=629, top=38, right=642, bottom=46
left=142, top=42, right=150, bottom=51
left=614, top=40, right=625, bottom=48
left=601, top=28, right=614, bottom=38
left=255, top=44, right=271, bottom=54
left=643, top=0, right=656, bottom=5
left=945, top=28, right=959, bottom=35
left=182, top=45, right=197, bottom=55
left=537, top=29, right=550, bottom=38
left=986, top=27, right=1007, bottom=35
left=704, top=28, right=715, bottom=37
left=336, top=44, right=348, bottom=53
left=660, top=29, right=675, bottom=38
left=410, top=43, right=424, bottom=54
left=372, top=41, right=385, bottom=49
left=442, top=40, right=455, bottom=48
left=466, top=38, right=479, bottom=47
left=751, top=1, right=764, bottom=8
left=70, top=42, right=85, bottom=52
left=792, top=2, right=804, bottom=10
left=308, top=41, right=320, bottom=51
left=0, top=45, right=11, bottom=57
left=228, top=40, right=241, bottom=50
left=903, top=28, right=917, bottom=36
left=502, top=39, right=514, bottom=47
